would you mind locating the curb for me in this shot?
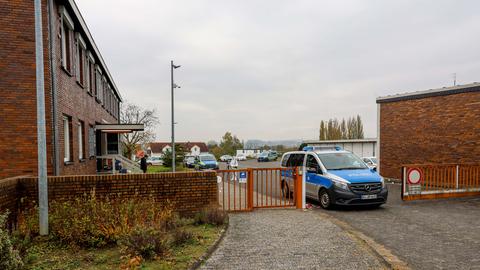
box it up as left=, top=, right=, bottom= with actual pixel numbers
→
left=189, top=218, right=230, bottom=270
left=315, top=211, right=410, bottom=270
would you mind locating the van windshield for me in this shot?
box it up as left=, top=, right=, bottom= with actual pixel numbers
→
left=317, top=152, right=368, bottom=170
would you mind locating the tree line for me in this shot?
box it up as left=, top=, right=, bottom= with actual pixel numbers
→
left=319, top=115, right=364, bottom=140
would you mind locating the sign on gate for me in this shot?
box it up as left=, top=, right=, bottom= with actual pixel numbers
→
left=239, top=171, right=247, bottom=183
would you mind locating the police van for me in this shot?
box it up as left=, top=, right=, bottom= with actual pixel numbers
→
left=281, top=146, right=388, bottom=209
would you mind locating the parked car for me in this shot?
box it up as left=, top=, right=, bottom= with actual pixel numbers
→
left=146, top=156, right=163, bottom=166
left=183, top=156, right=196, bottom=168
left=195, top=154, right=219, bottom=170
left=236, top=153, right=247, bottom=161
left=362, top=157, right=377, bottom=170
left=280, top=146, right=387, bottom=209
left=220, top=155, right=233, bottom=162
left=257, top=151, right=278, bottom=162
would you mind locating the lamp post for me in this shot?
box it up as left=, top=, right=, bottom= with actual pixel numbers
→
left=171, top=61, right=181, bottom=172
left=34, top=0, right=48, bottom=235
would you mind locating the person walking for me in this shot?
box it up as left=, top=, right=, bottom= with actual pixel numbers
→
left=140, top=155, right=148, bottom=173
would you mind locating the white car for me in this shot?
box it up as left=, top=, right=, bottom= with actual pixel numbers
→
left=236, top=154, right=247, bottom=161
left=362, top=157, right=377, bottom=170
left=147, top=156, right=163, bottom=166
left=220, top=155, right=233, bottom=162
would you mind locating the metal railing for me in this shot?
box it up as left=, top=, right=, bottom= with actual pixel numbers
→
left=97, top=155, right=142, bottom=174
left=402, top=164, right=480, bottom=200
left=216, top=167, right=302, bottom=212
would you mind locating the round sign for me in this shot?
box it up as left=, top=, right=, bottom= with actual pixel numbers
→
left=407, top=168, right=423, bottom=184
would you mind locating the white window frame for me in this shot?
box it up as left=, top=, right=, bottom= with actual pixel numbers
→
left=59, top=6, right=74, bottom=72
left=95, top=65, right=102, bottom=100
left=78, top=121, right=84, bottom=160
left=86, top=52, right=95, bottom=94
left=75, top=33, right=86, bottom=85
left=63, top=116, right=71, bottom=162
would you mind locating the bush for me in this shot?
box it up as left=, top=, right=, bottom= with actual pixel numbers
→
left=119, top=227, right=169, bottom=260
left=171, top=228, right=193, bottom=246
left=0, top=212, right=24, bottom=270
left=16, top=192, right=178, bottom=248
left=194, top=207, right=228, bottom=226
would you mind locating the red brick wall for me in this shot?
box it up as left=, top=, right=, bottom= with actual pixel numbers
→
left=49, top=1, right=119, bottom=176
left=0, top=0, right=55, bottom=179
left=379, top=91, right=480, bottom=179
left=0, top=0, right=120, bottom=178
left=0, top=172, right=218, bottom=218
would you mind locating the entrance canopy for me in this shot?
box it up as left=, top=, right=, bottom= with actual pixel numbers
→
left=95, top=124, right=144, bottom=134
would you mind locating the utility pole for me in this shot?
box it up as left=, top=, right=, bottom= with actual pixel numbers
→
left=34, top=0, right=48, bottom=235
left=171, top=61, right=180, bottom=172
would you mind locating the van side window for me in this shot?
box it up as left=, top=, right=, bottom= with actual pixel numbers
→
left=287, top=154, right=305, bottom=167
left=281, top=154, right=290, bottom=167
left=306, top=154, right=321, bottom=173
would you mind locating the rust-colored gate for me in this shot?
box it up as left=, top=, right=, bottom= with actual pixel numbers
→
left=216, top=167, right=302, bottom=211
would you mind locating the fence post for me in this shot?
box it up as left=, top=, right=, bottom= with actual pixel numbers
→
left=295, top=167, right=303, bottom=209
left=247, top=168, right=254, bottom=210
left=402, top=166, right=406, bottom=200
left=112, top=157, right=116, bottom=174
left=456, top=165, right=459, bottom=190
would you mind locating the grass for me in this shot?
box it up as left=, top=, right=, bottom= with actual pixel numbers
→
left=23, top=224, right=224, bottom=270
left=147, top=165, right=189, bottom=173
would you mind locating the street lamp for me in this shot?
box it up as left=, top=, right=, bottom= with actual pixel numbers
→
left=171, top=61, right=181, bottom=172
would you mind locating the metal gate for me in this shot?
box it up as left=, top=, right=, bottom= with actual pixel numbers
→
left=402, top=164, right=480, bottom=200
left=216, top=167, right=302, bottom=211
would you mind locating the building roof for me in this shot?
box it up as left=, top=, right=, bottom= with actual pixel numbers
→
left=149, top=142, right=209, bottom=153
left=303, top=138, right=378, bottom=144
left=66, top=0, right=122, bottom=101
left=376, top=82, right=480, bottom=104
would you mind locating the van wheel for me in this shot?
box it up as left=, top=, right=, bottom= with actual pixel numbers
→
left=319, top=189, right=332, bottom=209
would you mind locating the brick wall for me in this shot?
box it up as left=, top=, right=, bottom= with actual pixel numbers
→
left=0, top=0, right=121, bottom=178
left=0, top=0, right=55, bottom=179
left=379, top=91, right=480, bottom=179
left=0, top=171, right=218, bottom=219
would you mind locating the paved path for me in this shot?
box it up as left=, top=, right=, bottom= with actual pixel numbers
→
left=324, top=183, right=480, bottom=270
left=201, top=209, right=385, bottom=269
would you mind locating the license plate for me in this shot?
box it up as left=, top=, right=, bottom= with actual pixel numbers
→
left=361, top=194, right=377, bottom=200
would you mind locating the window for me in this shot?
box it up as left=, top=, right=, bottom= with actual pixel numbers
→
left=317, top=152, right=368, bottom=170
left=286, top=154, right=305, bottom=167
left=63, top=115, right=72, bottom=162
left=78, top=121, right=85, bottom=160
left=88, top=125, right=96, bottom=157
left=306, top=154, right=321, bottom=173
left=59, top=6, right=74, bottom=74
left=281, top=154, right=290, bottom=167
left=87, top=52, right=95, bottom=94
left=95, top=66, right=102, bottom=101
left=75, top=33, right=86, bottom=86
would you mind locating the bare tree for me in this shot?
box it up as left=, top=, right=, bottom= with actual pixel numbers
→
left=120, top=101, right=159, bottom=159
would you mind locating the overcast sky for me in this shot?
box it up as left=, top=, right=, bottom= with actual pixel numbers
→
left=76, top=0, right=480, bottom=143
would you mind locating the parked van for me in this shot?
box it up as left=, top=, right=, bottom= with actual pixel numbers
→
left=280, top=146, right=388, bottom=209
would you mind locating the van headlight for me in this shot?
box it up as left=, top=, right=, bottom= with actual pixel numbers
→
left=332, top=179, right=349, bottom=190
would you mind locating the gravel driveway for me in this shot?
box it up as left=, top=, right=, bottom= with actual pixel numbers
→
left=201, top=209, right=386, bottom=269
left=323, top=183, right=480, bottom=270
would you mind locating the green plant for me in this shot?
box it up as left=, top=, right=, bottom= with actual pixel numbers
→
left=171, top=228, right=193, bottom=246
left=119, top=227, right=169, bottom=260
left=0, top=211, right=24, bottom=270
left=16, top=192, right=179, bottom=248
left=194, top=207, right=228, bottom=226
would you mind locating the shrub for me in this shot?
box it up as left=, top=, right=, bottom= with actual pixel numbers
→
left=0, top=211, right=24, bottom=270
left=171, top=228, right=193, bottom=246
left=16, top=191, right=178, bottom=248
left=119, top=227, right=169, bottom=260
left=194, top=207, right=228, bottom=226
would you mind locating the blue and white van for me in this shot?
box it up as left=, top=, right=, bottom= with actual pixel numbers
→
left=280, top=146, right=388, bottom=209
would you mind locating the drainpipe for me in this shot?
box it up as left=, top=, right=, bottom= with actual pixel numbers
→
left=47, top=0, right=60, bottom=175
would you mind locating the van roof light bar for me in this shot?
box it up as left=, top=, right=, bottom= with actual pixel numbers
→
left=302, top=145, right=343, bottom=152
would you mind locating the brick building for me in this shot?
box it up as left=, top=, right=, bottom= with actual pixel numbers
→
left=376, top=83, right=480, bottom=179
left=0, top=0, right=141, bottom=178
